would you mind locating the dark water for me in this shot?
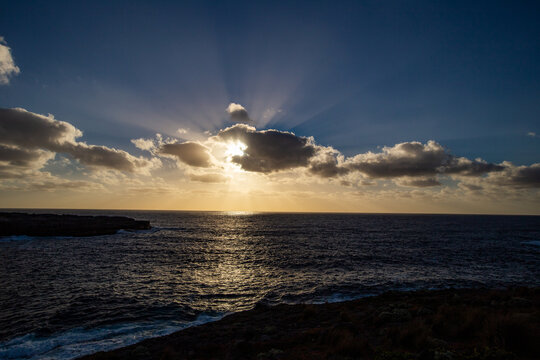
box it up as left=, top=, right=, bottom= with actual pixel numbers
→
left=1, top=210, right=539, bottom=359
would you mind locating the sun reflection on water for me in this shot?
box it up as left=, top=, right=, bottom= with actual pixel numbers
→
left=222, top=211, right=259, bottom=216
left=187, top=215, right=276, bottom=312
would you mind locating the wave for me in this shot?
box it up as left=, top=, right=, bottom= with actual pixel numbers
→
left=307, top=292, right=371, bottom=304
left=116, top=226, right=188, bottom=234
left=115, top=227, right=162, bottom=235
left=0, top=235, right=35, bottom=242
left=522, top=240, right=540, bottom=247
left=0, top=227, right=157, bottom=241
left=0, top=313, right=224, bottom=360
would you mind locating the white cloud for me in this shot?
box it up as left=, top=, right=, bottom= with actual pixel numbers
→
left=0, top=36, right=20, bottom=85
left=226, top=102, right=252, bottom=123
left=131, top=138, right=156, bottom=152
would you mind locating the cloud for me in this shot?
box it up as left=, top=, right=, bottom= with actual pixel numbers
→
left=308, top=147, right=349, bottom=178
left=4, top=104, right=535, bottom=199
left=0, top=108, right=81, bottom=149
left=0, top=144, right=53, bottom=168
left=0, top=167, right=103, bottom=192
left=345, top=141, right=450, bottom=177
left=486, top=162, right=540, bottom=188
left=189, top=173, right=229, bottom=183
left=396, top=177, right=442, bottom=187
left=344, top=141, right=503, bottom=179
left=309, top=159, right=349, bottom=178
left=19, top=179, right=103, bottom=192
left=443, top=157, right=505, bottom=176
left=460, top=183, right=483, bottom=191
left=131, top=137, right=155, bottom=151
left=0, top=37, right=20, bottom=85
left=0, top=108, right=158, bottom=174
left=226, top=103, right=252, bottom=123
left=216, top=124, right=316, bottom=173
left=209, top=125, right=506, bottom=188
left=159, top=142, right=212, bottom=167
left=527, top=132, right=538, bottom=138
left=60, top=142, right=156, bottom=172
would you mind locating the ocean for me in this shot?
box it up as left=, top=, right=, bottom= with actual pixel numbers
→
left=1, top=210, right=539, bottom=359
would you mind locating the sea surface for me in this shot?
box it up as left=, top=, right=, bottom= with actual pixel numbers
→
left=1, top=210, right=539, bottom=359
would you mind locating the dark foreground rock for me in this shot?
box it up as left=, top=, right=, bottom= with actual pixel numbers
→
left=81, top=287, right=539, bottom=360
left=0, top=212, right=151, bottom=237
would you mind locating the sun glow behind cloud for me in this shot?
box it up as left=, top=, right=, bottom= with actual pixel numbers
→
left=0, top=103, right=539, bottom=214
left=225, top=141, right=247, bottom=158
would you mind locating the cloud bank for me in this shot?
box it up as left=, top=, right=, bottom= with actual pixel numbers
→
left=0, top=108, right=158, bottom=178
left=342, top=141, right=505, bottom=179
left=0, top=37, right=20, bottom=85
left=129, top=103, right=539, bottom=192
left=1, top=103, right=538, bottom=206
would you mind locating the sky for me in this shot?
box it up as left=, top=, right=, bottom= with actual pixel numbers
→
left=0, top=0, right=539, bottom=213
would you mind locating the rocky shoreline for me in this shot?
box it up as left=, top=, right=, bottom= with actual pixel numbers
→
left=0, top=212, right=151, bottom=237
left=81, top=287, right=539, bottom=360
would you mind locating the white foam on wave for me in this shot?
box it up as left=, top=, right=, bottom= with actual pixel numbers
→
left=0, top=235, right=34, bottom=242
left=0, top=313, right=223, bottom=360
left=522, top=240, right=540, bottom=247
left=308, top=293, right=374, bottom=305
left=0, top=228, right=156, bottom=242
left=116, top=227, right=160, bottom=235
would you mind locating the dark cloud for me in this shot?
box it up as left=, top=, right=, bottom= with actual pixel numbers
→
left=0, top=108, right=156, bottom=173
left=213, top=127, right=507, bottom=188
left=0, top=108, right=81, bottom=149
left=0, top=165, right=31, bottom=179
left=0, top=144, right=49, bottom=167
left=308, top=148, right=349, bottom=178
left=346, top=141, right=449, bottom=178
left=226, top=103, right=252, bottom=123
left=461, top=183, right=483, bottom=191
left=159, top=142, right=212, bottom=168
left=3, top=107, right=535, bottom=194
left=189, top=173, right=229, bottom=183
left=398, top=177, right=441, bottom=187
left=489, top=163, right=540, bottom=188
left=344, top=141, right=503, bottom=179
left=217, top=124, right=316, bottom=173
left=511, top=164, right=540, bottom=187
left=60, top=143, right=150, bottom=172
left=211, top=124, right=535, bottom=192
left=309, top=159, right=349, bottom=178
left=444, top=157, right=505, bottom=176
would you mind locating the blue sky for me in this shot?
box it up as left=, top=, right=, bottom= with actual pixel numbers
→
left=0, top=1, right=539, bottom=212
left=2, top=0, right=539, bottom=162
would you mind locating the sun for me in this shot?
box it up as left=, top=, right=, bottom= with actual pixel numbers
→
left=225, top=141, right=247, bottom=158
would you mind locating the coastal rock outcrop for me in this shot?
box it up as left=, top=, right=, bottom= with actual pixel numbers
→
left=0, top=212, right=151, bottom=237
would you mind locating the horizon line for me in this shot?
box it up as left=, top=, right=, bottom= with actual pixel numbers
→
left=1, top=207, right=539, bottom=217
